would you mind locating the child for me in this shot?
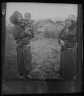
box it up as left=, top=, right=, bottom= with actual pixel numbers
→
left=20, top=12, right=34, bottom=38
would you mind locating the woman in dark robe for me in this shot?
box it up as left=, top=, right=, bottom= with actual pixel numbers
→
left=9, top=11, right=34, bottom=79
left=58, top=17, right=77, bottom=80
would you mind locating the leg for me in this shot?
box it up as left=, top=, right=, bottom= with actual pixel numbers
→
left=16, top=46, right=26, bottom=76
left=60, top=48, right=77, bottom=80
left=23, top=45, right=32, bottom=75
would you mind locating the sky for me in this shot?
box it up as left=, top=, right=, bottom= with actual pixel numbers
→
left=6, top=3, right=78, bottom=23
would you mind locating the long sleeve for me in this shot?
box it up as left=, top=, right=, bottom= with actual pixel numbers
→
left=13, top=26, right=20, bottom=40
left=30, top=25, right=34, bottom=38
left=24, top=22, right=34, bottom=38
left=16, top=31, right=26, bottom=39
left=13, top=26, right=26, bottom=40
left=59, top=26, right=76, bottom=41
left=58, top=28, right=67, bottom=41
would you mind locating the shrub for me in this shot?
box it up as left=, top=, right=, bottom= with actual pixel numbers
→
left=44, top=24, right=61, bottom=39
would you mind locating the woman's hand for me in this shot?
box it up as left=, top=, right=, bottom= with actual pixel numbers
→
left=60, top=40, right=65, bottom=46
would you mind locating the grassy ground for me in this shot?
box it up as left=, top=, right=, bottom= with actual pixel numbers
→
left=30, top=38, right=61, bottom=79
left=4, top=25, right=61, bottom=80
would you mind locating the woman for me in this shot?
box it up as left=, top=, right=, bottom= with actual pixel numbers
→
left=9, top=11, right=34, bottom=79
left=58, top=17, right=77, bottom=80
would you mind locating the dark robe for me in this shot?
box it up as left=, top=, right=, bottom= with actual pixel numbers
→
left=58, top=24, right=77, bottom=80
left=13, top=25, right=33, bottom=76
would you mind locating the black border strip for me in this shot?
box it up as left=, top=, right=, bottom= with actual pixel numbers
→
left=1, top=3, right=83, bottom=94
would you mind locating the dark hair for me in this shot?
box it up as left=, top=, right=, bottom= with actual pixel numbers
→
left=9, top=11, right=23, bottom=25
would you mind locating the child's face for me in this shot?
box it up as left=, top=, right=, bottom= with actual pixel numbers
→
left=24, top=13, right=31, bottom=20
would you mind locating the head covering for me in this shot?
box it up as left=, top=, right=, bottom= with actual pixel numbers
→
left=66, top=15, right=77, bottom=22
left=9, top=11, right=23, bottom=25
left=65, top=15, right=77, bottom=31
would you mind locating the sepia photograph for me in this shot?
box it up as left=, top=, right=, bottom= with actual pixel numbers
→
left=1, top=2, right=83, bottom=94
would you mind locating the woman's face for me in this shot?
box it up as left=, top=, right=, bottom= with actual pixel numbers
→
left=65, top=20, right=72, bottom=28
left=17, top=14, right=23, bottom=22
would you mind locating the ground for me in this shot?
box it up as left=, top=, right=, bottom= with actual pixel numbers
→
left=4, top=31, right=61, bottom=80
